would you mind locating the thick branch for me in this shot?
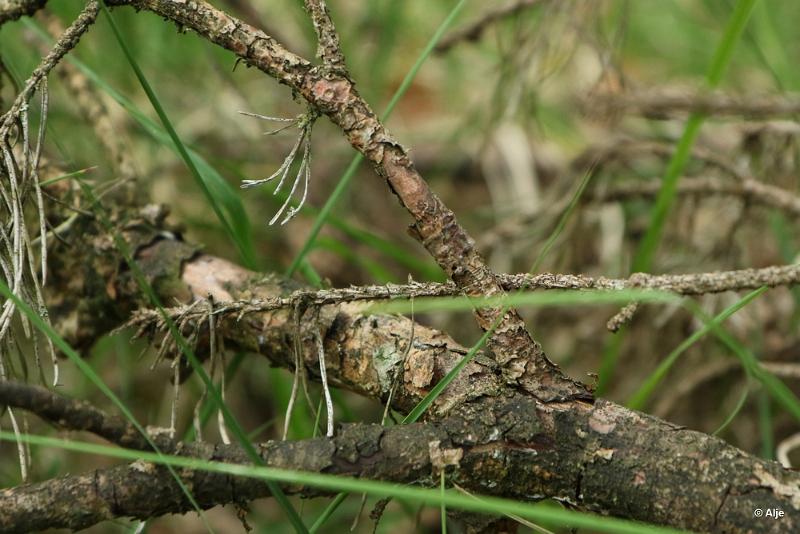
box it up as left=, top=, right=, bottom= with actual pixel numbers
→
left=2, top=395, right=798, bottom=533
left=96, top=0, right=589, bottom=402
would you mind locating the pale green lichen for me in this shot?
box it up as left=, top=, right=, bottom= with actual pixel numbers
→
left=372, top=343, right=404, bottom=395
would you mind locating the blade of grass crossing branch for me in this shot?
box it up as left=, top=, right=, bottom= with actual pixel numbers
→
left=601, top=0, right=759, bottom=392
left=313, top=161, right=637, bottom=528
left=529, top=167, right=594, bottom=274
left=286, top=0, right=469, bottom=278
left=98, top=3, right=257, bottom=269
left=75, top=179, right=308, bottom=534
left=0, top=432, right=691, bottom=534
left=0, top=283, right=214, bottom=534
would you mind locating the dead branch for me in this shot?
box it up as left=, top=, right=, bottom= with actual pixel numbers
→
left=128, top=262, right=800, bottom=334
left=479, top=174, right=800, bottom=251
left=2, top=392, right=798, bottom=533
left=0, top=0, right=44, bottom=25
left=435, top=0, right=545, bottom=53
left=589, top=89, right=800, bottom=120
left=303, top=0, right=345, bottom=67
left=0, top=0, right=98, bottom=135
left=0, top=381, right=153, bottom=450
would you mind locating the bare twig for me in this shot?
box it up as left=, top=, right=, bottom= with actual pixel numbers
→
left=589, top=89, right=800, bottom=120
left=0, top=0, right=45, bottom=25
left=435, top=0, right=545, bottom=53
left=303, top=0, right=345, bottom=67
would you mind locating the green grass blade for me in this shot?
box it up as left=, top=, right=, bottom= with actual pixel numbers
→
left=183, top=352, right=245, bottom=443
left=0, top=282, right=214, bottom=534
left=38, top=166, right=97, bottom=187
left=631, top=0, right=758, bottom=273
left=626, top=287, right=766, bottom=411
left=310, top=493, right=348, bottom=533
left=368, top=288, right=676, bottom=316
left=441, top=470, right=447, bottom=534
left=96, top=6, right=257, bottom=269
left=530, top=167, right=594, bottom=273
left=286, top=0, right=469, bottom=278
left=686, top=299, right=800, bottom=423
left=603, top=0, right=759, bottom=392
left=403, top=321, right=497, bottom=424
left=0, top=432, right=692, bottom=534
left=75, top=178, right=307, bottom=534
left=713, top=378, right=750, bottom=435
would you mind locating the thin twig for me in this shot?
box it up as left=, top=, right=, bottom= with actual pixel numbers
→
left=589, top=89, right=800, bottom=120
left=436, top=0, right=545, bottom=53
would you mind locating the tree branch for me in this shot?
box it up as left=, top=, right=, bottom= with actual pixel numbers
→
left=303, top=0, right=345, bottom=67
left=0, top=0, right=45, bottom=25
left=100, top=0, right=588, bottom=401
left=2, top=394, right=798, bottom=533
left=435, top=0, right=545, bottom=53
left=0, top=381, right=152, bottom=450
left=589, top=89, right=800, bottom=120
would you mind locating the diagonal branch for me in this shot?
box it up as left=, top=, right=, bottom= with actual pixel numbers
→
left=92, top=0, right=590, bottom=401
left=435, top=0, right=545, bottom=53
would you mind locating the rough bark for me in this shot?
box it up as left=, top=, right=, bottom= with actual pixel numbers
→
left=96, top=0, right=591, bottom=402
left=0, top=0, right=44, bottom=25
left=33, top=210, right=800, bottom=533
left=1, top=394, right=797, bottom=533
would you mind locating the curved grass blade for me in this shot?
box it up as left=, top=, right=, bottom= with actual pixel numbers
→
left=631, top=0, right=759, bottom=273
left=96, top=5, right=257, bottom=269
left=601, top=0, right=760, bottom=393
left=626, top=287, right=766, bottom=411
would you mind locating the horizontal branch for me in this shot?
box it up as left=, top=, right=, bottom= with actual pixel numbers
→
left=480, top=174, right=800, bottom=250
left=0, top=381, right=152, bottom=450
left=130, top=262, right=800, bottom=330
left=0, top=0, right=44, bottom=25
left=589, top=89, right=800, bottom=120
left=2, top=393, right=797, bottom=533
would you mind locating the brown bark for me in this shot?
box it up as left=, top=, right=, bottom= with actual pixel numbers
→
left=1, top=392, right=797, bottom=533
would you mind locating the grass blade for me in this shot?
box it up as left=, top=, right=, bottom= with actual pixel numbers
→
left=631, top=0, right=758, bottom=273
left=626, top=287, right=766, bottom=411
left=0, top=431, right=692, bottom=534
left=75, top=177, right=307, bottom=534
left=601, top=0, right=759, bottom=395
left=97, top=6, right=257, bottom=269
